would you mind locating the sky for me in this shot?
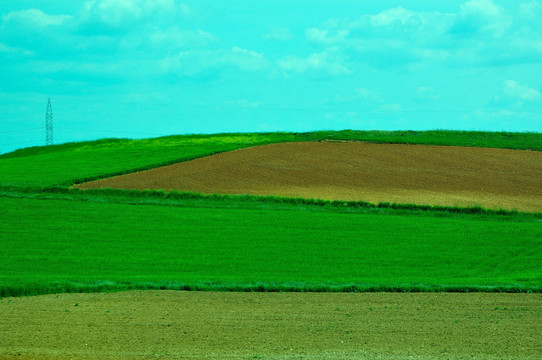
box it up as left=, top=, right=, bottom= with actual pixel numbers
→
left=1, top=0, right=541, bottom=154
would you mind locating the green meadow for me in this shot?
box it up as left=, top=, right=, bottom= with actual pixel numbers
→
left=1, top=130, right=541, bottom=297
left=1, top=196, right=540, bottom=297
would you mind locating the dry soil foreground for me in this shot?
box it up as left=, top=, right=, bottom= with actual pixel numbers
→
left=77, top=142, right=542, bottom=212
left=1, top=291, right=541, bottom=360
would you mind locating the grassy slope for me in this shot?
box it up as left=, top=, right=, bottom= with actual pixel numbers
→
left=0, top=133, right=294, bottom=187
left=1, top=130, right=541, bottom=187
left=1, top=196, right=541, bottom=297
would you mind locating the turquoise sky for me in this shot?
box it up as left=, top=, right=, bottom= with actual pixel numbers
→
left=1, top=0, right=541, bottom=153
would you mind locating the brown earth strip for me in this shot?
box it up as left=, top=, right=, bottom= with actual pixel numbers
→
left=1, top=291, right=541, bottom=359
left=76, top=142, right=542, bottom=212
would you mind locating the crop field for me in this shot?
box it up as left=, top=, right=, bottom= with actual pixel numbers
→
left=2, top=291, right=541, bottom=359
left=78, top=141, right=542, bottom=212
left=1, top=130, right=541, bottom=359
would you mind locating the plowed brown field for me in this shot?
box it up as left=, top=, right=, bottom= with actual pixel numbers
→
left=77, top=142, right=542, bottom=212
left=1, top=291, right=541, bottom=359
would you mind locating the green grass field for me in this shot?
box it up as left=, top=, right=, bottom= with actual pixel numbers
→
left=1, top=196, right=541, bottom=297
left=1, top=130, right=541, bottom=297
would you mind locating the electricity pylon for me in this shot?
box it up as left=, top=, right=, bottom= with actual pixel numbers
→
left=46, top=98, right=53, bottom=146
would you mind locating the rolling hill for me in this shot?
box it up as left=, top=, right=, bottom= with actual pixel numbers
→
left=76, top=141, right=542, bottom=212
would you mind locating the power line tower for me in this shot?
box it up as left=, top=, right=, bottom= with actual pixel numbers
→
left=45, top=97, right=53, bottom=146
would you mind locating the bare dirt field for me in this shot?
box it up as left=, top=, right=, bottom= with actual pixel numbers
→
left=77, top=142, right=542, bottom=212
left=1, top=291, right=540, bottom=359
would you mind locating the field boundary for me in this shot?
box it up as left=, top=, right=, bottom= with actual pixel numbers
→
left=2, top=280, right=540, bottom=298
left=61, top=149, right=245, bottom=186
left=2, top=185, right=540, bottom=219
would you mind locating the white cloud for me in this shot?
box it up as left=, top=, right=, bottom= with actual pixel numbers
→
left=0, top=2, right=271, bottom=84
left=461, top=0, right=504, bottom=19
left=263, top=28, right=293, bottom=41
left=333, top=88, right=382, bottom=104
left=417, top=87, right=441, bottom=101
left=149, top=28, right=217, bottom=49
left=351, top=39, right=450, bottom=68
left=519, top=0, right=542, bottom=17
left=305, top=28, right=348, bottom=45
left=302, top=7, right=456, bottom=69
left=0, top=0, right=204, bottom=61
left=224, top=47, right=268, bottom=71
left=369, top=7, right=418, bottom=27
left=450, top=0, right=511, bottom=37
left=277, top=48, right=351, bottom=75
left=0, top=9, right=78, bottom=58
left=345, top=7, right=455, bottom=40
left=302, top=0, right=541, bottom=70
left=222, top=100, right=263, bottom=108
left=179, top=3, right=192, bottom=16
left=518, top=1, right=542, bottom=37
left=0, top=42, right=33, bottom=56
left=78, top=0, right=185, bottom=34
left=355, top=88, right=382, bottom=101
left=164, top=47, right=268, bottom=77
left=2, top=9, right=72, bottom=28
left=503, top=80, right=542, bottom=102
left=0, top=43, right=13, bottom=53
left=82, top=0, right=143, bottom=26
left=377, top=103, right=403, bottom=112
left=491, top=80, right=542, bottom=110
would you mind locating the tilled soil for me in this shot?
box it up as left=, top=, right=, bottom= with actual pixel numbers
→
left=76, top=142, right=542, bottom=212
left=1, top=291, right=541, bottom=359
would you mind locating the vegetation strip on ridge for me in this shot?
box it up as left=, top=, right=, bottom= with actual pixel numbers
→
left=2, top=130, right=542, bottom=188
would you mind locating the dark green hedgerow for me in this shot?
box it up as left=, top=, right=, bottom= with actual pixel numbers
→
left=1, top=184, right=537, bottom=218
left=50, top=188, right=539, bottom=217
left=2, top=281, right=539, bottom=298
